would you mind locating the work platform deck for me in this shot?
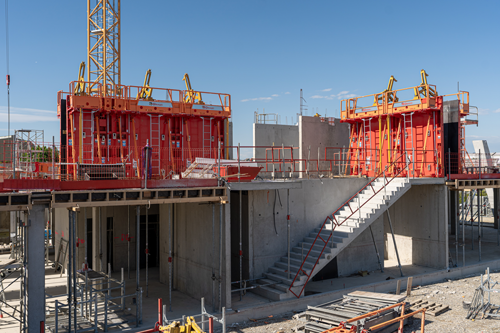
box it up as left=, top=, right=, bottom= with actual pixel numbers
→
left=0, top=186, right=227, bottom=211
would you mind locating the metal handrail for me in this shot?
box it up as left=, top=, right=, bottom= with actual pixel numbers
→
left=289, top=153, right=410, bottom=298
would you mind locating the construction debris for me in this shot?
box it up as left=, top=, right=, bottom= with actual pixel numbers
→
left=293, top=291, right=407, bottom=333
left=409, top=299, right=449, bottom=316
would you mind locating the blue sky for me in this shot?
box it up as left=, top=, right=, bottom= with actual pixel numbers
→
left=1, top=0, right=499, bottom=151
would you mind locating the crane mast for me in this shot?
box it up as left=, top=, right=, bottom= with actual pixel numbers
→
left=87, top=0, right=121, bottom=95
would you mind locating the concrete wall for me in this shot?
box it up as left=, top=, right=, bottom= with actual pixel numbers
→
left=384, top=184, right=448, bottom=269
left=247, top=178, right=370, bottom=279
left=299, top=116, right=350, bottom=177
left=336, top=216, right=384, bottom=276
left=252, top=123, right=299, bottom=177
left=159, top=202, right=230, bottom=309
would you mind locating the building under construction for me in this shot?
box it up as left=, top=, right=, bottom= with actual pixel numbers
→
left=1, top=1, right=500, bottom=333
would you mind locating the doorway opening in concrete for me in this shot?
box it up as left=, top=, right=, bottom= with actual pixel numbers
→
left=140, top=214, right=159, bottom=269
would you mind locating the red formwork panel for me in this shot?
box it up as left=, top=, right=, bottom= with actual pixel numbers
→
left=61, top=82, right=231, bottom=182
left=344, top=109, right=443, bottom=178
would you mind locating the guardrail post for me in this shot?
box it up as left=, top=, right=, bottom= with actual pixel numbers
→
left=139, top=287, right=143, bottom=324
left=55, top=300, right=59, bottom=332
left=283, top=143, right=286, bottom=179
left=135, top=289, right=139, bottom=327
left=94, top=295, right=98, bottom=329
left=209, top=317, right=214, bottom=333
left=384, top=170, right=387, bottom=198
left=222, top=307, right=226, bottom=333
left=104, top=293, right=108, bottom=332
left=121, top=267, right=125, bottom=310
left=201, top=297, right=205, bottom=331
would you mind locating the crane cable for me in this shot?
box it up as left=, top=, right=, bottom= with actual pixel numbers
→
left=5, top=0, right=10, bottom=137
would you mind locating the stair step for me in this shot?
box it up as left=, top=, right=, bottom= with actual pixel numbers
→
left=256, top=279, right=290, bottom=293
left=275, top=261, right=307, bottom=273
left=290, top=251, right=321, bottom=262
left=305, top=235, right=345, bottom=244
left=280, top=256, right=314, bottom=269
left=250, top=284, right=285, bottom=301
left=297, top=241, right=337, bottom=253
left=264, top=272, right=306, bottom=286
left=312, top=229, right=350, bottom=237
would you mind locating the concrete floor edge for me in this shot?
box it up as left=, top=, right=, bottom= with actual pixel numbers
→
left=225, top=258, right=500, bottom=325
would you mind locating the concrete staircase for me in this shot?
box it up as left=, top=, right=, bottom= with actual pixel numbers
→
left=250, top=177, right=412, bottom=301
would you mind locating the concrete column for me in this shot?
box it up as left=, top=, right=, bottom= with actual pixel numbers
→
left=494, top=188, right=499, bottom=230
left=26, top=204, right=46, bottom=329
left=92, top=207, right=99, bottom=271
left=449, top=190, right=457, bottom=235
left=224, top=201, right=231, bottom=311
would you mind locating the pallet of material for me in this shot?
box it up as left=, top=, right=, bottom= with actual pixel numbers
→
left=409, top=299, right=449, bottom=316
left=294, top=292, right=406, bottom=333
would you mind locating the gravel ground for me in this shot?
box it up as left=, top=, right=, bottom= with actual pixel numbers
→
left=218, top=270, right=500, bottom=333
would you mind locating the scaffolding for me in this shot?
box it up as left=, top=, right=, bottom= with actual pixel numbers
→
left=13, top=129, right=45, bottom=179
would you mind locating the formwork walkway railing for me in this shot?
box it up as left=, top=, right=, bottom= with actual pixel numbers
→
left=289, top=153, right=411, bottom=298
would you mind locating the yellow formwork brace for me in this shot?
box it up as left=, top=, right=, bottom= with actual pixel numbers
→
left=159, top=316, right=205, bottom=333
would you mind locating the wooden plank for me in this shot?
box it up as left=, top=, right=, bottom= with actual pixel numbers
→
left=406, top=276, right=413, bottom=296
left=427, top=305, right=449, bottom=316
left=409, top=299, right=424, bottom=307
left=396, top=280, right=401, bottom=295
left=347, top=291, right=405, bottom=302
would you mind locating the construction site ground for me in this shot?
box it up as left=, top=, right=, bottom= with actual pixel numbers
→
left=1, top=223, right=499, bottom=332
left=216, top=270, right=500, bottom=333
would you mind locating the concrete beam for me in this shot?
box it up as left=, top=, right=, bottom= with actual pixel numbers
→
left=229, top=181, right=302, bottom=191
left=410, top=178, right=445, bottom=185
left=26, top=204, right=46, bottom=329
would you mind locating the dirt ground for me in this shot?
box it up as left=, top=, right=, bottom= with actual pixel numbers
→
left=217, top=270, right=500, bottom=333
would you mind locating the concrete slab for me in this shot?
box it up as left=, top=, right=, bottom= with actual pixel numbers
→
left=229, top=180, right=302, bottom=191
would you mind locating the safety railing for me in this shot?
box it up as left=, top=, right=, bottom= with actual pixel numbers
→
left=69, top=81, right=103, bottom=98
left=182, top=90, right=231, bottom=111
left=0, top=142, right=445, bottom=186
left=289, top=153, right=410, bottom=298
left=341, top=84, right=440, bottom=120
left=446, top=152, right=500, bottom=179
left=64, top=81, right=230, bottom=112
left=137, top=297, right=226, bottom=333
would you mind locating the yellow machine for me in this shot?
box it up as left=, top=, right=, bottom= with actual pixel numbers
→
left=137, top=69, right=153, bottom=100
left=159, top=316, right=205, bottom=333
left=374, top=75, right=398, bottom=105
left=74, top=62, right=86, bottom=96
left=414, top=69, right=438, bottom=99
left=183, top=73, right=204, bottom=104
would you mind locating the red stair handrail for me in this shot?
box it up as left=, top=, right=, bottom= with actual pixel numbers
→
left=288, top=153, right=411, bottom=298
